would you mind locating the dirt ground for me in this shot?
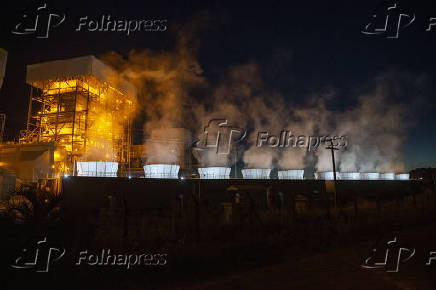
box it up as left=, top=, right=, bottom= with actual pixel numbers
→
left=171, top=225, right=436, bottom=289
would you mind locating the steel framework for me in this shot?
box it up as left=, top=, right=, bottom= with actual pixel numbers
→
left=20, top=75, right=134, bottom=175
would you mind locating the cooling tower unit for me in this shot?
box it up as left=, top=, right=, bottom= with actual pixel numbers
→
left=315, top=171, right=340, bottom=180
left=198, top=167, right=231, bottom=179
left=380, top=173, right=395, bottom=180
left=361, top=173, right=380, bottom=180
left=241, top=168, right=271, bottom=179
left=278, top=170, right=304, bottom=180
left=146, top=128, right=192, bottom=172
left=395, top=173, right=410, bottom=180
left=77, top=162, right=118, bottom=177
left=340, top=172, right=361, bottom=180
left=143, top=164, right=180, bottom=179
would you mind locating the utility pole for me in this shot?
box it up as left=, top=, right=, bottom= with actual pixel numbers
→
left=325, top=138, right=339, bottom=209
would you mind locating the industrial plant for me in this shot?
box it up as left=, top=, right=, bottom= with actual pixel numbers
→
left=0, top=55, right=416, bottom=202
left=0, top=56, right=135, bottom=188
left=2, top=0, right=436, bottom=288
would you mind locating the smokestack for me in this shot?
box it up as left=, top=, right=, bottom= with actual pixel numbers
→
left=77, top=162, right=118, bottom=177
left=278, top=169, right=304, bottom=180
left=241, top=168, right=271, bottom=179
left=143, top=164, right=180, bottom=179
left=198, top=167, right=231, bottom=179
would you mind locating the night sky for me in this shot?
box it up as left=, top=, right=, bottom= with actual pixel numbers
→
left=1, top=0, right=436, bottom=170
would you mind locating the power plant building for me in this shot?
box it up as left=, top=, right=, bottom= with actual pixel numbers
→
left=13, top=55, right=136, bottom=178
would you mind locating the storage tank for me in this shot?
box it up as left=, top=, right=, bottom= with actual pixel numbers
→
left=278, top=169, right=304, bottom=180
left=315, top=171, right=340, bottom=180
left=361, top=172, right=380, bottom=180
left=395, top=173, right=410, bottom=180
left=143, top=164, right=180, bottom=179
left=380, top=173, right=395, bottom=180
left=340, top=172, right=361, bottom=180
left=241, top=168, right=271, bottom=179
left=198, top=167, right=231, bottom=179
left=77, top=162, right=118, bottom=177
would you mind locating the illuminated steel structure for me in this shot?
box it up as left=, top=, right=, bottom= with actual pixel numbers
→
left=19, top=56, right=136, bottom=176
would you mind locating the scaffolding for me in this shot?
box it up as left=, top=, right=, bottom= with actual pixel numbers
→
left=19, top=56, right=136, bottom=176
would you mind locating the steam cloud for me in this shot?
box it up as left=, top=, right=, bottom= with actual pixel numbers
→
left=101, top=30, right=423, bottom=173
left=101, top=22, right=205, bottom=165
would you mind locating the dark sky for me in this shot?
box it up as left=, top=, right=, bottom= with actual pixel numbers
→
left=1, top=0, right=436, bottom=170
